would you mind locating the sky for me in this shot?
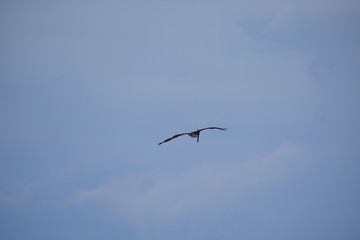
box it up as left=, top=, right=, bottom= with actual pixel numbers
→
left=1, top=0, right=360, bottom=239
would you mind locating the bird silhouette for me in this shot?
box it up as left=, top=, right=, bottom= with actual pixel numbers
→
left=158, top=127, right=227, bottom=145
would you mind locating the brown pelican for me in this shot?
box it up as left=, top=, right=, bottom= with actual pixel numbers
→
left=158, top=127, right=227, bottom=145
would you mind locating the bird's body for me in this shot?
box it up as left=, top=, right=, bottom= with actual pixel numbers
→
left=158, top=127, right=227, bottom=145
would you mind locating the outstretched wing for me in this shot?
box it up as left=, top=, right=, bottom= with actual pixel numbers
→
left=199, top=127, right=227, bottom=132
left=158, top=133, right=188, bottom=145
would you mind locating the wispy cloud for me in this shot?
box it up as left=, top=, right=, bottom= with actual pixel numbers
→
left=0, top=184, right=36, bottom=205
left=71, top=142, right=316, bottom=228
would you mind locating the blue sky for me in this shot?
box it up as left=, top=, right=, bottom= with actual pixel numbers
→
left=1, top=0, right=360, bottom=239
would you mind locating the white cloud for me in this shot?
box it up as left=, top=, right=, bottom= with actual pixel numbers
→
left=0, top=184, right=36, bottom=205
left=71, top=141, right=316, bottom=229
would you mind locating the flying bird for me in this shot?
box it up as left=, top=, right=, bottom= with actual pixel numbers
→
left=158, top=127, right=227, bottom=145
